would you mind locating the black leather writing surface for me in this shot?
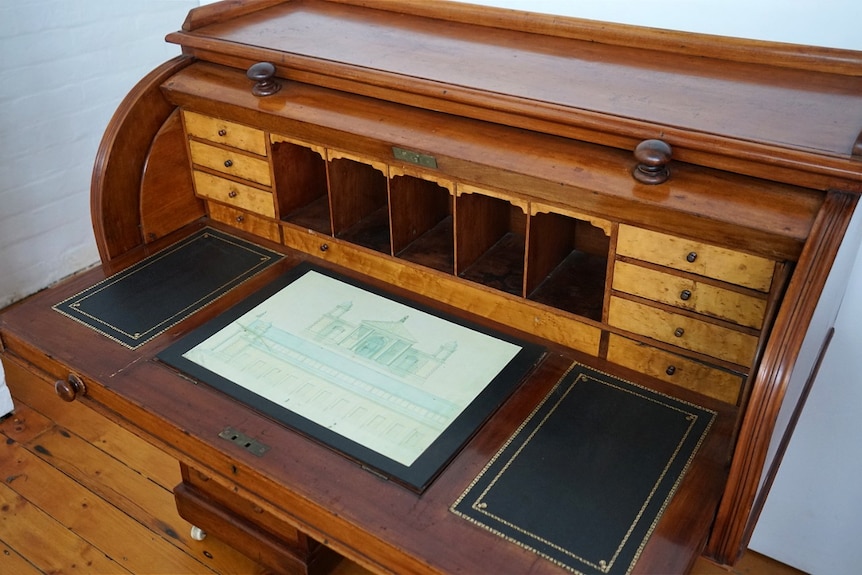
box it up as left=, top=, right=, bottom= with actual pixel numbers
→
left=451, top=363, right=715, bottom=575
left=53, top=228, right=283, bottom=349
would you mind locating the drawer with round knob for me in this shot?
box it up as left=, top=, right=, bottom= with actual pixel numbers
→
left=612, top=260, right=767, bottom=329
left=183, top=110, right=267, bottom=155
left=608, top=296, right=758, bottom=367
left=189, top=140, right=272, bottom=186
left=616, top=225, right=775, bottom=292
left=207, top=202, right=280, bottom=242
left=606, top=334, right=744, bottom=404
left=192, top=171, right=275, bottom=218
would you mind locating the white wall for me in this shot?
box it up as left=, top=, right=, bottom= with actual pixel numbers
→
left=461, top=0, right=862, bottom=50
left=749, top=206, right=862, bottom=573
left=0, top=0, right=197, bottom=308
left=1, top=1, right=861, bottom=571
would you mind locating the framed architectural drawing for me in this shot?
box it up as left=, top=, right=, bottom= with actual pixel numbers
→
left=159, top=262, right=544, bottom=491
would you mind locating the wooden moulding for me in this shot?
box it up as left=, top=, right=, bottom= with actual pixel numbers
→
left=160, top=62, right=822, bottom=262
left=165, top=0, right=862, bottom=192
left=704, top=191, right=860, bottom=564
left=90, top=56, right=193, bottom=262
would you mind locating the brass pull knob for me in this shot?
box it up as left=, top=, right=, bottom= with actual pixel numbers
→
left=224, top=159, right=233, bottom=168
left=320, top=243, right=329, bottom=252
left=680, top=289, right=692, bottom=301
left=674, top=327, right=685, bottom=337
left=228, top=190, right=238, bottom=198
left=55, top=374, right=86, bottom=402
left=218, top=129, right=227, bottom=137
left=632, top=139, right=672, bottom=185
left=236, top=215, right=245, bottom=223
left=247, top=62, right=281, bottom=97
left=686, top=252, right=698, bottom=263
left=666, top=365, right=676, bottom=376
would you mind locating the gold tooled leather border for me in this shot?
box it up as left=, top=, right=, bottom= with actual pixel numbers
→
left=450, top=362, right=716, bottom=575
left=52, top=228, right=281, bottom=350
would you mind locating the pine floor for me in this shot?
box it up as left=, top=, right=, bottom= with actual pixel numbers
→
left=1, top=365, right=805, bottom=575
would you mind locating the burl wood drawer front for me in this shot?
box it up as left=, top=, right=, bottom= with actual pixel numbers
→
left=189, top=140, right=272, bottom=187
left=193, top=170, right=275, bottom=218
left=183, top=110, right=267, bottom=156
left=606, top=334, right=744, bottom=404
left=612, top=260, right=767, bottom=329
left=208, top=202, right=281, bottom=243
left=616, top=225, right=775, bottom=292
left=608, top=296, right=758, bottom=366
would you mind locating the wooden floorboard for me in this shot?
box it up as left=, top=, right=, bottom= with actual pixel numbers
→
left=1, top=364, right=805, bottom=575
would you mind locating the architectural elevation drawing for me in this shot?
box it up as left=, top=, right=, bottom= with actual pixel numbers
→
left=183, top=270, right=522, bottom=466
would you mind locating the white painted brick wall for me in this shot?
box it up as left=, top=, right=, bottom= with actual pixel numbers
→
left=0, top=0, right=198, bottom=308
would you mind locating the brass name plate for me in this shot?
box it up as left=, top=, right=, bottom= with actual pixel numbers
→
left=392, top=146, right=438, bottom=169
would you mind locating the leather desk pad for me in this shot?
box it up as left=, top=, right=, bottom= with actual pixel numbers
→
left=451, top=363, right=715, bottom=575
left=53, top=228, right=283, bottom=349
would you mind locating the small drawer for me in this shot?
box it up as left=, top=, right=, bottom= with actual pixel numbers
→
left=208, top=202, right=281, bottom=243
left=189, top=140, right=272, bottom=187
left=608, top=296, right=759, bottom=366
left=183, top=110, right=267, bottom=155
left=193, top=171, right=275, bottom=218
left=180, top=465, right=310, bottom=552
left=616, top=225, right=775, bottom=291
left=612, top=260, right=767, bottom=329
left=607, top=334, right=744, bottom=404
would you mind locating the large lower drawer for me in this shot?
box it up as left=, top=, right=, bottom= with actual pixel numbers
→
left=608, top=296, right=759, bottom=367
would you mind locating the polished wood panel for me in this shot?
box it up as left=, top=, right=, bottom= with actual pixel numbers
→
left=161, top=61, right=822, bottom=261
left=91, top=56, right=192, bottom=261
left=166, top=0, right=862, bottom=190
left=140, top=109, right=205, bottom=243
left=0, top=350, right=804, bottom=575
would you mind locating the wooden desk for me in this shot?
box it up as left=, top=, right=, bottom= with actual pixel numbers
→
left=2, top=1, right=860, bottom=573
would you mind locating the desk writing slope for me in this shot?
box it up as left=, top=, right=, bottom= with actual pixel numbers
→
left=0, top=1, right=859, bottom=574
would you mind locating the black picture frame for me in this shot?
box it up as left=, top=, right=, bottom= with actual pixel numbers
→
left=159, top=262, right=544, bottom=492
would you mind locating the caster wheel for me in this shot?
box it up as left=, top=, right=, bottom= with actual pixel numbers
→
left=190, top=525, right=207, bottom=541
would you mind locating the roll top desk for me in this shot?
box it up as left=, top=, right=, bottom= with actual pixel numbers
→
left=2, top=1, right=860, bottom=573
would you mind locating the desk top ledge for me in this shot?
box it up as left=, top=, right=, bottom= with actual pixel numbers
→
left=167, top=0, right=862, bottom=179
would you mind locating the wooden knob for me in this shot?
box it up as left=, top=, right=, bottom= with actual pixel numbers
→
left=55, top=374, right=86, bottom=402
left=633, top=139, right=672, bottom=184
left=247, top=62, right=281, bottom=97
